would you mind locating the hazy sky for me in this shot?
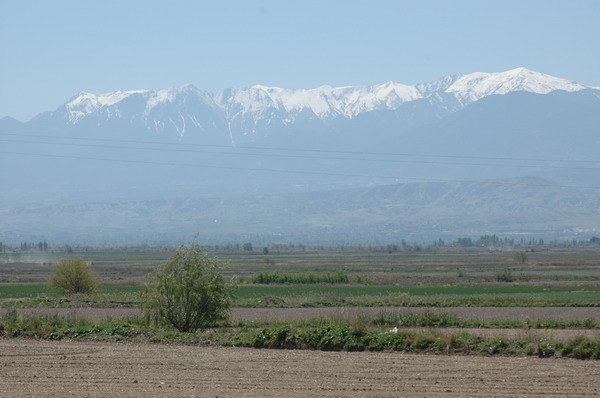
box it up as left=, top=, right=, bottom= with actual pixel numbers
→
left=1, top=0, right=599, bottom=121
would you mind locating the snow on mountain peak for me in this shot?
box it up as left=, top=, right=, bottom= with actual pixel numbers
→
left=445, top=67, right=585, bottom=103
left=145, top=84, right=204, bottom=112
left=58, top=68, right=591, bottom=126
left=65, top=84, right=208, bottom=122
left=65, top=89, right=148, bottom=122
left=218, top=81, right=423, bottom=118
left=68, top=89, right=148, bottom=108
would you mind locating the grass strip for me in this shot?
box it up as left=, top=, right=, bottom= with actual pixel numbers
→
left=3, top=283, right=600, bottom=308
left=1, top=310, right=600, bottom=360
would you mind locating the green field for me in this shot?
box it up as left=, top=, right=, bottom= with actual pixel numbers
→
left=1, top=245, right=600, bottom=308
left=2, top=282, right=600, bottom=308
left=2, top=245, right=600, bottom=359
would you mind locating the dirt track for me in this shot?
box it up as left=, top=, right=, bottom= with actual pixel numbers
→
left=7, top=305, right=600, bottom=323
left=1, top=338, right=599, bottom=397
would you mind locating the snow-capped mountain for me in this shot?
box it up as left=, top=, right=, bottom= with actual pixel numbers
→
left=438, top=67, right=585, bottom=103
left=2, top=68, right=600, bottom=244
left=15, top=67, right=591, bottom=146
left=2, top=66, right=599, bottom=189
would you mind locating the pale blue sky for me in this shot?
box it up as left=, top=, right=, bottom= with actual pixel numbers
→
left=1, top=0, right=599, bottom=121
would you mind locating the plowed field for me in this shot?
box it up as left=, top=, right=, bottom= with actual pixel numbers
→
left=1, top=339, right=599, bottom=397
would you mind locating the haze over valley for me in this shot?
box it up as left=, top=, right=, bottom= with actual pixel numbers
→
left=2, top=68, right=599, bottom=244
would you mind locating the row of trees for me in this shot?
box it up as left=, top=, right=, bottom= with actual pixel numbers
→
left=0, top=242, right=75, bottom=253
left=6, top=235, right=600, bottom=256
left=18, top=241, right=50, bottom=252
left=0, top=241, right=50, bottom=253
left=213, top=236, right=600, bottom=253
left=454, top=235, right=530, bottom=247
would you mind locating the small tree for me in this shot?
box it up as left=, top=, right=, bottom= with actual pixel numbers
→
left=513, top=251, right=528, bottom=264
left=141, top=243, right=234, bottom=332
left=48, top=258, right=98, bottom=294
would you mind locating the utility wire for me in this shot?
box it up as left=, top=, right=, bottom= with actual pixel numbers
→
left=0, top=150, right=404, bottom=180
left=1, top=132, right=598, bottom=165
left=2, top=150, right=599, bottom=190
left=2, top=136, right=600, bottom=171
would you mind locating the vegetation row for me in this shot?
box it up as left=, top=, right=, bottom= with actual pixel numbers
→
left=250, top=270, right=349, bottom=284
left=1, top=310, right=600, bottom=360
left=4, top=283, right=600, bottom=308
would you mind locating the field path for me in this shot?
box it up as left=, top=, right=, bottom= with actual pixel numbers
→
left=6, top=305, right=600, bottom=322
left=1, top=338, right=599, bottom=397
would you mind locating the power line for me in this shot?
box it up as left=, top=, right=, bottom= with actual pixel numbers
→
left=0, top=149, right=404, bottom=180
left=2, top=136, right=600, bottom=171
left=1, top=131, right=598, bottom=165
left=2, top=149, right=599, bottom=190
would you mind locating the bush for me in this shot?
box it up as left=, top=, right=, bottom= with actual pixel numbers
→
left=495, top=270, right=514, bottom=282
left=513, top=251, right=528, bottom=264
left=141, top=243, right=234, bottom=332
left=48, top=258, right=98, bottom=294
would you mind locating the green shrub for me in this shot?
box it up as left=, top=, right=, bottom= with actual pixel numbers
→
left=250, top=270, right=349, bottom=284
left=495, top=270, right=514, bottom=282
left=412, top=334, right=438, bottom=350
left=48, top=258, right=98, bottom=295
left=562, top=336, right=600, bottom=359
left=513, top=251, right=528, bottom=264
left=537, top=341, right=556, bottom=357
left=253, top=326, right=294, bottom=348
left=251, top=270, right=349, bottom=284
left=0, top=309, right=22, bottom=336
left=483, top=337, right=508, bottom=354
left=141, top=243, right=235, bottom=332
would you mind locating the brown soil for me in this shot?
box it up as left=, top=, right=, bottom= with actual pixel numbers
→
left=1, top=338, right=599, bottom=397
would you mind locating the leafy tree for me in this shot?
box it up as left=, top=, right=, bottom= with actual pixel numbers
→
left=141, top=244, right=234, bottom=332
left=48, top=258, right=98, bottom=294
left=513, top=251, right=528, bottom=264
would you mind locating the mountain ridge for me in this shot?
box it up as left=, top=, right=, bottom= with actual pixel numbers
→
left=3, top=176, right=599, bottom=245
left=0, top=70, right=568, bottom=121
left=57, top=67, right=588, bottom=121
left=2, top=68, right=599, bottom=244
left=6, top=67, right=590, bottom=148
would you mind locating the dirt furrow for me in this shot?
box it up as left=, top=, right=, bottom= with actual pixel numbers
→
left=1, top=339, right=600, bottom=397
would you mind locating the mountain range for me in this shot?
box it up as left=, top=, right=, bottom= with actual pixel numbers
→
left=1, top=67, right=599, bottom=244
left=2, top=67, right=594, bottom=145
